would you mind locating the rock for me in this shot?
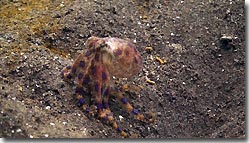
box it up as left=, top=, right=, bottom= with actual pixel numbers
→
left=219, top=35, right=235, bottom=50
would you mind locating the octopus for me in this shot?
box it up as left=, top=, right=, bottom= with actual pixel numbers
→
left=61, top=36, right=154, bottom=137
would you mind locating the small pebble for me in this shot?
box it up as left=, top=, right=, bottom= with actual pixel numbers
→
left=219, top=35, right=234, bottom=50
left=18, top=86, right=23, bottom=92
left=155, top=56, right=166, bottom=64
left=145, top=47, right=153, bottom=52
left=16, top=129, right=22, bottom=133
left=45, top=106, right=51, bottom=110
left=146, top=77, right=156, bottom=85
left=59, top=3, right=64, bottom=7
left=119, top=115, right=124, bottom=120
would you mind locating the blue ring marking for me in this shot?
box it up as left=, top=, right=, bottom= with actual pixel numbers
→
left=132, top=109, right=138, bottom=115
left=102, top=71, right=107, bottom=80
left=121, top=98, right=128, bottom=104
left=134, top=57, right=138, bottom=64
left=95, top=54, right=99, bottom=62
left=117, top=127, right=122, bottom=133
left=77, top=98, right=84, bottom=107
left=94, top=83, right=99, bottom=92
left=79, top=61, right=85, bottom=68
left=104, top=88, right=110, bottom=96
left=85, top=51, right=91, bottom=57
left=104, top=115, right=108, bottom=122
left=85, top=108, right=90, bottom=113
left=60, top=71, right=64, bottom=77
left=78, top=73, right=83, bottom=79
left=96, top=103, right=103, bottom=110
left=83, top=76, right=90, bottom=85
left=92, top=66, right=96, bottom=75
left=79, top=98, right=85, bottom=105
left=67, top=74, right=72, bottom=79
left=103, top=102, right=109, bottom=109
left=75, top=87, right=84, bottom=95
left=114, top=49, right=122, bottom=56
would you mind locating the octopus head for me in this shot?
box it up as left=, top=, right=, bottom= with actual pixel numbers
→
left=102, top=37, right=143, bottom=78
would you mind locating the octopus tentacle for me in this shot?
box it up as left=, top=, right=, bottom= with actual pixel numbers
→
left=61, top=36, right=154, bottom=137
left=112, top=87, right=156, bottom=123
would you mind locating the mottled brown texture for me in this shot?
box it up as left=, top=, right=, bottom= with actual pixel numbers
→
left=0, top=0, right=245, bottom=139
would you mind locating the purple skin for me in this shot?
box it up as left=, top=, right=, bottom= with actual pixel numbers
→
left=61, top=36, right=146, bottom=137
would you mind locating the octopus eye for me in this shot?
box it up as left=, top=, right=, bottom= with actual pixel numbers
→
left=99, top=43, right=107, bottom=49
